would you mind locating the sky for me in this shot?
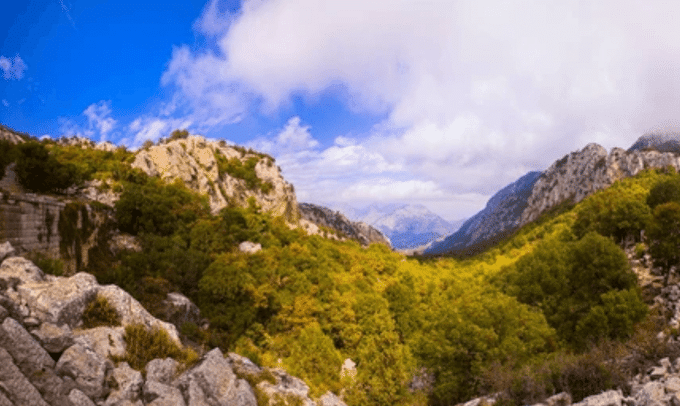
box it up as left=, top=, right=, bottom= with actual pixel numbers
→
left=3, top=1, right=680, bottom=221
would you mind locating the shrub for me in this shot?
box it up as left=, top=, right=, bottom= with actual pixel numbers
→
left=0, top=140, right=15, bottom=180
left=647, top=177, right=680, bottom=209
left=169, top=129, right=190, bottom=141
left=118, top=323, right=198, bottom=371
left=30, top=253, right=64, bottom=276
left=82, top=295, right=122, bottom=328
left=14, top=141, right=79, bottom=193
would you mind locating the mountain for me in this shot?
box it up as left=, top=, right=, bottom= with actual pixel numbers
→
left=427, top=139, right=680, bottom=256
left=628, top=130, right=680, bottom=153
left=298, top=202, right=391, bottom=247
left=323, top=203, right=461, bottom=250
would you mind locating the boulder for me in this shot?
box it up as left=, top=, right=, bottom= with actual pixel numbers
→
left=104, top=362, right=143, bottom=406
left=143, top=380, right=186, bottom=406
left=239, top=241, right=262, bottom=254
left=573, top=390, right=624, bottom=406
left=31, top=321, right=75, bottom=353
left=175, top=348, right=257, bottom=406
left=73, top=326, right=127, bottom=359
left=0, top=241, right=15, bottom=263
left=98, top=284, right=181, bottom=345
left=0, top=317, right=55, bottom=372
left=635, top=382, right=666, bottom=406
left=0, top=256, right=45, bottom=286
left=228, top=352, right=263, bottom=376
left=160, top=292, right=202, bottom=327
left=17, top=272, right=98, bottom=328
left=56, top=343, right=112, bottom=400
left=69, top=388, right=97, bottom=406
left=545, top=392, right=572, bottom=406
left=145, top=357, right=179, bottom=384
left=667, top=376, right=680, bottom=393
left=0, top=347, right=50, bottom=406
left=257, top=369, right=315, bottom=406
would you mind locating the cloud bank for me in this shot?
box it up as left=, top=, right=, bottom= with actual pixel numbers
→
left=159, top=0, right=680, bottom=219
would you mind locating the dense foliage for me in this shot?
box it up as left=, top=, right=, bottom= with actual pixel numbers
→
left=32, top=135, right=680, bottom=406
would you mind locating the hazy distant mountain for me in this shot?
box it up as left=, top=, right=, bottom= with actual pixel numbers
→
left=327, top=203, right=463, bottom=250
left=628, top=130, right=680, bottom=153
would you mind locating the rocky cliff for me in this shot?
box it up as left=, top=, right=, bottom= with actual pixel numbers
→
left=0, top=241, right=347, bottom=406
left=0, top=124, right=28, bottom=144
left=427, top=140, right=680, bottom=256
left=131, top=135, right=299, bottom=222
left=298, top=203, right=391, bottom=247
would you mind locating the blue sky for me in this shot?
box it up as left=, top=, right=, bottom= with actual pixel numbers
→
left=3, top=1, right=680, bottom=221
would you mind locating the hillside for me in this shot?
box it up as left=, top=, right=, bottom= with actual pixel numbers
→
left=427, top=139, right=680, bottom=256
left=3, top=128, right=680, bottom=406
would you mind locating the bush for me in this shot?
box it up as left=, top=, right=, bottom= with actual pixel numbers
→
left=118, top=323, right=198, bottom=371
left=14, top=141, right=79, bottom=193
left=647, top=177, right=680, bottom=209
left=0, top=140, right=15, bottom=180
left=82, top=295, right=121, bottom=328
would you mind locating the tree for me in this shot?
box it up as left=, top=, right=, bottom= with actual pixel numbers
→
left=647, top=177, right=680, bottom=209
left=14, top=141, right=78, bottom=193
left=647, top=202, right=680, bottom=285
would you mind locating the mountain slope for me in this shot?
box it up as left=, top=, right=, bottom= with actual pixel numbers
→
left=427, top=139, right=680, bottom=256
left=368, top=204, right=461, bottom=249
left=298, top=202, right=391, bottom=246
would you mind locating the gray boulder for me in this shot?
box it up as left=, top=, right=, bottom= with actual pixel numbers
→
left=73, top=326, right=126, bottom=360
left=635, top=382, right=666, bottom=406
left=146, top=357, right=179, bottom=384
left=318, top=391, right=348, bottom=406
left=69, top=388, right=97, bottom=406
left=0, top=347, right=51, bottom=406
left=104, top=362, right=143, bottom=406
left=98, top=284, right=181, bottom=345
left=0, top=317, right=55, bottom=372
left=17, top=272, right=98, bottom=328
left=175, top=348, right=257, bottom=406
left=258, top=369, right=315, bottom=406
left=239, top=241, right=262, bottom=254
left=143, top=380, right=186, bottom=406
left=56, top=343, right=112, bottom=400
left=31, top=321, right=75, bottom=353
left=161, top=292, right=202, bottom=327
left=0, top=256, right=45, bottom=286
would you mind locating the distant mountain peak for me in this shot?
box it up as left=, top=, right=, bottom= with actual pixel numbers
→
left=629, top=130, right=680, bottom=153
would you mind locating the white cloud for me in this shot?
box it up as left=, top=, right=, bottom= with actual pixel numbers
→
left=126, top=116, right=193, bottom=147
left=1, top=100, right=8, bottom=107
left=161, top=0, right=680, bottom=217
left=0, top=55, right=27, bottom=80
left=275, top=116, right=319, bottom=151
left=83, top=101, right=117, bottom=142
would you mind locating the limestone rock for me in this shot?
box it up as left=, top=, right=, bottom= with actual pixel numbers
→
left=17, top=272, right=98, bottom=328
left=239, top=241, right=262, bottom=254
left=666, top=376, right=680, bottom=393
left=69, top=388, right=97, bottom=406
left=573, top=390, right=624, bottom=406
left=175, top=348, right=257, bottom=406
left=73, top=326, right=127, bottom=359
left=257, top=369, right=315, bottom=406
left=104, top=362, right=143, bottom=406
left=98, top=284, right=181, bottom=344
left=0, top=347, right=50, bottom=406
left=0, top=256, right=46, bottom=286
left=160, top=292, right=202, bottom=328
left=56, top=343, right=112, bottom=400
left=0, top=317, right=55, bottom=372
left=0, top=241, right=15, bottom=263
left=131, top=135, right=298, bottom=221
left=143, top=380, right=186, bottom=406
left=145, top=358, right=179, bottom=385
left=545, top=392, right=572, bottom=406
left=635, top=382, right=666, bottom=406
left=228, top=352, right=263, bottom=376
left=31, top=322, right=75, bottom=353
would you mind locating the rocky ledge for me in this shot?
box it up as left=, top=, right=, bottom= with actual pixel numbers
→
left=0, top=242, right=346, bottom=406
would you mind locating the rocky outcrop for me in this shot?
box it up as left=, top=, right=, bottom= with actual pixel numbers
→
left=427, top=140, right=680, bottom=256
left=0, top=124, right=27, bottom=144
left=131, top=135, right=299, bottom=221
left=0, top=242, right=347, bottom=406
left=299, top=202, right=391, bottom=247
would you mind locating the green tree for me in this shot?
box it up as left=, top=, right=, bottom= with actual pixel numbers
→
left=648, top=202, right=680, bottom=285
left=14, top=141, right=79, bottom=193
left=647, top=177, right=680, bottom=209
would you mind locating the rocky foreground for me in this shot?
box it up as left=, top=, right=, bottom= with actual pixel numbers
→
left=0, top=242, right=345, bottom=406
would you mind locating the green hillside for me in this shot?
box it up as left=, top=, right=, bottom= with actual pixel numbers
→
left=3, top=137, right=680, bottom=406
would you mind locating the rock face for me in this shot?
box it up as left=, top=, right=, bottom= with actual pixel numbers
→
left=0, top=124, right=27, bottom=144
left=427, top=140, right=680, bottom=256
left=131, top=135, right=299, bottom=221
left=0, top=242, right=348, bottom=406
left=299, top=202, right=391, bottom=247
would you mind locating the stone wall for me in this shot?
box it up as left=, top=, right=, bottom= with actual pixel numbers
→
left=0, top=192, right=64, bottom=257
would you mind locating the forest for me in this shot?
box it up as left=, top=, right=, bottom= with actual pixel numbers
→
left=1, top=137, right=680, bottom=406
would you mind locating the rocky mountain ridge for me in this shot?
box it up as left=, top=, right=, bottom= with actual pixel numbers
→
left=0, top=241, right=347, bottom=406
left=427, top=139, right=680, bottom=256
left=298, top=203, right=391, bottom=247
